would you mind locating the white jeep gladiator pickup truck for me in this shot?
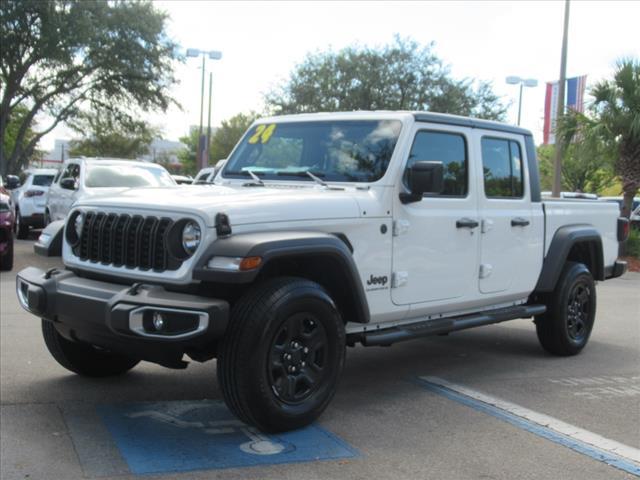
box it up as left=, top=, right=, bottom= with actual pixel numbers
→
left=17, top=111, right=629, bottom=432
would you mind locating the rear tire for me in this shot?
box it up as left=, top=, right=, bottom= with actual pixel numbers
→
left=0, top=235, right=13, bottom=271
left=217, top=277, right=345, bottom=432
left=535, top=262, right=596, bottom=356
left=42, top=320, right=140, bottom=377
left=15, top=211, right=28, bottom=239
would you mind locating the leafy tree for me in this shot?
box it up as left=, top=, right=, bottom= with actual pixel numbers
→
left=265, top=36, right=506, bottom=120
left=68, top=110, right=159, bottom=159
left=177, top=128, right=199, bottom=176
left=0, top=0, right=180, bottom=176
left=558, top=59, right=640, bottom=217
left=178, top=112, right=256, bottom=175
left=537, top=140, right=615, bottom=194
left=211, top=112, right=256, bottom=161
left=2, top=104, right=41, bottom=170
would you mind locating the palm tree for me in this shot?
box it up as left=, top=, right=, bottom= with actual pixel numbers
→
left=559, top=59, right=640, bottom=217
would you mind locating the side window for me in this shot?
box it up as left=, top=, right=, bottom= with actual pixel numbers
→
left=61, top=164, right=75, bottom=180
left=406, top=131, right=468, bottom=196
left=481, top=137, right=524, bottom=198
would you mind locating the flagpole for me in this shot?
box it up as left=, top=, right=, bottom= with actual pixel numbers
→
left=552, top=0, right=571, bottom=198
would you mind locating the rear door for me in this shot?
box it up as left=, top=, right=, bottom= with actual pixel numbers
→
left=474, top=132, right=539, bottom=296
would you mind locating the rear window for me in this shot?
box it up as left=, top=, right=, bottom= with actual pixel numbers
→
left=32, top=175, right=54, bottom=187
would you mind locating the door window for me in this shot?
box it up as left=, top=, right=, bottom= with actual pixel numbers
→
left=481, top=138, right=524, bottom=198
left=406, top=131, right=468, bottom=196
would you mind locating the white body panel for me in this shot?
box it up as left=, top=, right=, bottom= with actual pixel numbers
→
left=59, top=112, right=622, bottom=330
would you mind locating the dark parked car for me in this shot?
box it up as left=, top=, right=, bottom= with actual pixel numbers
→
left=0, top=191, right=14, bottom=271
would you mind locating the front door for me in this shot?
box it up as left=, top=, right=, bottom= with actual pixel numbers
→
left=392, top=125, right=480, bottom=308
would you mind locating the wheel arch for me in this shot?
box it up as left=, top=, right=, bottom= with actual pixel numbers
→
left=193, top=231, right=370, bottom=323
left=535, top=224, right=604, bottom=292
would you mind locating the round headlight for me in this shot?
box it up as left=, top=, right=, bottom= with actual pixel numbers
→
left=181, top=221, right=201, bottom=256
left=74, top=212, right=85, bottom=237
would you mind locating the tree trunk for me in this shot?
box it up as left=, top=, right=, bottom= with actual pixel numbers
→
left=621, top=187, right=637, bottom=219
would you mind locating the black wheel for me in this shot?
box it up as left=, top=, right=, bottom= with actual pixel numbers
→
left=0, top=235, right=13, bottom=271
left=15, top=211, right=28, bottom=239
left=535, top=262, right=596, bottom=356
left=217, top=277, right=345, bottom=432
left=43, top=209, right=51, bottom=227
left=42, top=320, right=140, bottom=377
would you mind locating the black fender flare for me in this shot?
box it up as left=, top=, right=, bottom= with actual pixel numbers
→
left=535, top=224, right=604, bottom=292
left=34, top=220, right=64, bottom=257
left=193, top=230, right=370, bottom=323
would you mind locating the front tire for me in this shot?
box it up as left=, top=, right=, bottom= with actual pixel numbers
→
left=0, top=235, right=13, bottom=271
left=42, top=320, right=140, bottom=377
left=535, top=262, right=596, bottom=356
left=217, top=277, right=346, bottom=432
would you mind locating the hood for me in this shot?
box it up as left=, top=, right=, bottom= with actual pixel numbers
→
left=75, top=184, right=363, bottom=227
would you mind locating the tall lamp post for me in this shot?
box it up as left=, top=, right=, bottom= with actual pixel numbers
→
left=506, top=76, right=538, bottom=126
left=186, top=48, right=222, bottom=170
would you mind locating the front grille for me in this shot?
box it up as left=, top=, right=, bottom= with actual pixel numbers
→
left=74, top=212, right=178, bottom=271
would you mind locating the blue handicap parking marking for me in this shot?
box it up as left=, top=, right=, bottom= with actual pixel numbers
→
left=98, top=400, right=358, bottom=475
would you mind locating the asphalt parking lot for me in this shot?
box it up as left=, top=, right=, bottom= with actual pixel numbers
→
left=1, top=238, right=639, bottom=480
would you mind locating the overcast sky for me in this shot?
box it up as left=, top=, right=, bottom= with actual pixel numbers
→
left=42, top=0, right=640, bottom=150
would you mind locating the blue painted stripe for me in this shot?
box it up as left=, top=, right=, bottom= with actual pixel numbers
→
left=415, top=378, right=640, bottom=477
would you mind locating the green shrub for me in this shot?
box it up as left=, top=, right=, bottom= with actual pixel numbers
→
left=627, top=228, right=640, bottom=258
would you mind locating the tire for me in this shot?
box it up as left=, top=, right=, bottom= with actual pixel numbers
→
left=15, top=211, right=28, bottom=239
left=535, top=262, right=596, bottom=356
left=41, top=320, right=140, bottom=377
left=43, top=209, right=51, bottom=227
left=217, top=277, right=346, bottom=433
left=0, top=235, right=13, bottom=271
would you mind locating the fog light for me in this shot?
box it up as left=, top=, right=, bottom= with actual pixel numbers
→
left=152, top=312, right=165, bottom=331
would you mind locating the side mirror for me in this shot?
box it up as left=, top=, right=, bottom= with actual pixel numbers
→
left=400, top=161, right=444, bottom=204
left=60, top=178, right=77, bottom=190
left=5, top=175, right=20, bottom=190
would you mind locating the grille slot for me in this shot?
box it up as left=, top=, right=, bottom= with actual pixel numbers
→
left=73, top=213, right=178, bottom=272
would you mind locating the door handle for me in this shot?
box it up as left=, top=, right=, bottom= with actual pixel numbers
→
left=511, top=217, right=530, bottom=227
left=456, top=218, right=479, bottom=229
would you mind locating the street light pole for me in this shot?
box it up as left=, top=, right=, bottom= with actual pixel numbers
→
left=206, top=72, right=213, bottom=167
left=198, top=55, right=205, bottom=145
left=506, top=76, right=538, bottom=126
left=552, top=0, right=571, bottom=198
left=517, top=83, right=524, bottom=126
left=186, top=48, right=222, bottom=171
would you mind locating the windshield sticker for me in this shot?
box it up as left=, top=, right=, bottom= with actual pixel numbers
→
left=248, top=124, right=276, bottom=144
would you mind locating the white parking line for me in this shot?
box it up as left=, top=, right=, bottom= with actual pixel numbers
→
left=418, top=376, right=640, bottom=476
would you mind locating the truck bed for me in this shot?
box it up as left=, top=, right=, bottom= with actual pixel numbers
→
left=542, top=199, right=620, bottom=268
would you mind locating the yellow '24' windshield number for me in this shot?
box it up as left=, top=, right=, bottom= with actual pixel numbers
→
left=248, top=124, right=276, bottom=144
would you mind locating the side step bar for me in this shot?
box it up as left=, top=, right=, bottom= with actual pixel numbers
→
left=357, top=304, right=546, bottom=347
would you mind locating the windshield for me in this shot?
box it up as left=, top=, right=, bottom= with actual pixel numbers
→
left=85, top=164, right=175, bottom=188
left=32, top=174, right=54, bottom=187
left=223, top=120, right=402, bottom=183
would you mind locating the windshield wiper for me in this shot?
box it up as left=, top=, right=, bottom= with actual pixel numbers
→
left=305, top=171, right=328, bottom=187
left=225, top=169, right=264, bottom=187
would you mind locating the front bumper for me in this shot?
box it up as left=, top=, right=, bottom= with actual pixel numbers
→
left=16, top=267, right=229, bottom=367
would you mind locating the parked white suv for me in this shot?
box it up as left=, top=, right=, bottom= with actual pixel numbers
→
left=12, top=168, right=57, bottom=239
left=46, top=158, right=176, bottom=223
